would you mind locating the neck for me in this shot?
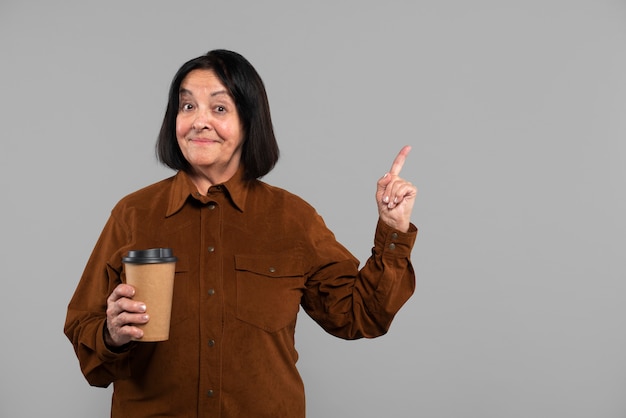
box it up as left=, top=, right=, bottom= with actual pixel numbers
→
left=187, top=165, right=238, bottom=195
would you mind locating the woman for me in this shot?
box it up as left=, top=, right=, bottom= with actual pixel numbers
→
left=64, top=49, right=418, bottom=417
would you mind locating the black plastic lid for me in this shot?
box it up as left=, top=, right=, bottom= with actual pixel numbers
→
left=122, top=248, right=177, bottom=264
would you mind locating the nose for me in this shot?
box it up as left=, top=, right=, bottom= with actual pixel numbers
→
left=191, top=110, right=212, bottom=131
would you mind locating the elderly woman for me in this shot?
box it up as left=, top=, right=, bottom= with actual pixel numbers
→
left=65, top=49, right=418, bottom=417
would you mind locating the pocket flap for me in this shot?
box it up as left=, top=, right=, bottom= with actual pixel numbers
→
left=235, top=254, right=305, bottom=278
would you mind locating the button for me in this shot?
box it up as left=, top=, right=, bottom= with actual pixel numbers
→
left=208, top=204, right=216, bottom=210
left=208, top=339, right=215, bottom=347
left=269, top=267, right=276, bottom=273
left=391, top=232, right=399, bottom=240
left=207, top=390, right=214, bottom=397
left=207, top=246, right=215, bottom=253
left=208, top=288, right=215, bottom=295
left=389, top=243, right=396, bottom=250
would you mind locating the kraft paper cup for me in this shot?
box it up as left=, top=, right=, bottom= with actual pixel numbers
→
left=122, top=248, right=177, bottom=342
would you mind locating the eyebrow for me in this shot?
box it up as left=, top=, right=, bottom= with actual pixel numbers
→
left=179, top=88, right=230, bottom=98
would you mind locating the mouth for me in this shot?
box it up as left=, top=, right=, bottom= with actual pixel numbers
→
left=190, top=137, right=219, bottom=144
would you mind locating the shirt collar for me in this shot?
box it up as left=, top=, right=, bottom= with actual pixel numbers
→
left=166, top=167, right=249, bottom=217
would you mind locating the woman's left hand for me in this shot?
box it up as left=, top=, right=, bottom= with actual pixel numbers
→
left=376, top=145, right=418, bottom=232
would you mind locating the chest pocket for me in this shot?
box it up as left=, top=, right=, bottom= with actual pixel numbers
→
left=235, top=253, right=307, bottom=333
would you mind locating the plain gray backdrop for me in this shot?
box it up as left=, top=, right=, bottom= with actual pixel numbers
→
left=1, top=1, right=625, bottom=417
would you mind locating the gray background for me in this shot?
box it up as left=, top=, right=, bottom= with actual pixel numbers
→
left=1, top=1, right=625, bottom=417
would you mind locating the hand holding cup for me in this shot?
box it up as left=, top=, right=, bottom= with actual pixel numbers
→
left=105, top=283, right=149, bottom=347
left=105, top=248, right=177, bottom=347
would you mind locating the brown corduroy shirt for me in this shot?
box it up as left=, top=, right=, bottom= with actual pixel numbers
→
left=64, top=168, right=417, bottom=417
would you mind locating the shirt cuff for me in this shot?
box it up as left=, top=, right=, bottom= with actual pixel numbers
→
left=98, top=320, right=133, bottom=360
left=374, top=219, right=418, bottom=257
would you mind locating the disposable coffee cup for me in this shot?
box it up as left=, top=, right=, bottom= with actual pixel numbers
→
left=122, top=248, right=177, bottom=342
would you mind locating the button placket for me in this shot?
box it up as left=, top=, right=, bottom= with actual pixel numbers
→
left=200, top=198, right=220, bottom=407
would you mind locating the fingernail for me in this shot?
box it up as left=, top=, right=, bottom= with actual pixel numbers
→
left=140, top=304, right=146, bottom=312
left=383, top=196, right=389, bottom=203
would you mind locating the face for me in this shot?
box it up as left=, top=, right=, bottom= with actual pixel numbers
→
left=176, top=69, right=244, bottom=184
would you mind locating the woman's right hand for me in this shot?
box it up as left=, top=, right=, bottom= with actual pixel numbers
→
left=104, top=284, right=149, bottom=347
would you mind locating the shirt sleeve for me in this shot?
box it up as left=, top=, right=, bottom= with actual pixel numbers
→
left=301, top=217, right=417, bottom=340
left=63, top=210, right=134, bottom=387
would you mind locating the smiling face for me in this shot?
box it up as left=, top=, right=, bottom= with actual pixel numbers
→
left=176, top=69, right=244, bottom=188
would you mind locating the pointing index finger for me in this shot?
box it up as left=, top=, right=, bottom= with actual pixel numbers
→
left=389, top=145, right=411, bottom=176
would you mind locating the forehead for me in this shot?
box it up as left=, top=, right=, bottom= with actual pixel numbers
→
left=180, top=69, right=229, bottom=95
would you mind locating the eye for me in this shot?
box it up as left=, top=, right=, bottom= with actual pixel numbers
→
left=215, top=105, right=226, bottom=113
left=180, top=103, right=194, bottom=111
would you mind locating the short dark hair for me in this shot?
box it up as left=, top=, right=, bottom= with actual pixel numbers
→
left=156, top=49, right=279, bottom=181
